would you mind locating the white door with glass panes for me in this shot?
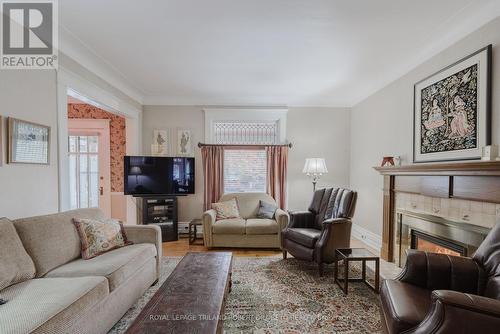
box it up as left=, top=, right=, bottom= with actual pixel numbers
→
left=68, top=119, right=111, bottom=216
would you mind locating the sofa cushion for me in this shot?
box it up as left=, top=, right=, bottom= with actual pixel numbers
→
left=282, top=228, right=321, bottom=248
left=45, top=243, right=156, bottom=292
left=220, top=193, right=277, bottom=219
left=256, top=200, right=278, bottom=219
left=73, top=218, right=131, bottom=259
left=246, top=219, right=279, bottom=235
left=380, top=280, right=432, bottom=334
left=0, top=276, right=108, bottom=334
left=212, top=218, right=246, bottom=235
left=13, top=208, right=106, bottom=277
left=212, top=198, right=241, bottom=220
left=0, top=218, right=36, bottom=290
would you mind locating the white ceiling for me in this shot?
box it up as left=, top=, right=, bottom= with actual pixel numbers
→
left=59, top=0, right=500, bottom=106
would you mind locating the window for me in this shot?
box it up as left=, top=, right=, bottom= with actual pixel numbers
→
left=204, top=109, right=287, bottom=194
left=214, top=121, right=278, bottom=145
left=69, top=135, right=99, bottom=209
left=224, top=149, right=267, bottom=193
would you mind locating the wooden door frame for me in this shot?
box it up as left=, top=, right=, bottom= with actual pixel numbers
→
left=68, top=119, right=111, bottom=217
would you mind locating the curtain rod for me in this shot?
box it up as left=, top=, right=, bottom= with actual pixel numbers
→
left=197, top=142, right=292, bottom=148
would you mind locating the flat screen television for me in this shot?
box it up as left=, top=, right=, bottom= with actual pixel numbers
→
left=124, top=156, right=195, bottom=196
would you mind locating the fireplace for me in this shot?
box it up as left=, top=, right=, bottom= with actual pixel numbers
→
left=395, top=210, right=489, bottom=267
left=411, top=230, right=466, bottom=257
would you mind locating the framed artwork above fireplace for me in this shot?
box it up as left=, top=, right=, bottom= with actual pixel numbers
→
left=413, top=45, right=492, bottom=163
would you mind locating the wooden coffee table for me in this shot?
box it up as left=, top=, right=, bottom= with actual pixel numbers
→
left=334, top=248, right=380, bottom=295
left=126, top=252, right=233, bottom=334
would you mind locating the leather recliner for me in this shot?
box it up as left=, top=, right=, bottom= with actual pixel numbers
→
left=380, top=221, right=500, bottom=333
left=281, top=187, right=357, bottom=275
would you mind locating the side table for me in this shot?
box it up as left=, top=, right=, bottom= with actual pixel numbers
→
left=334, top=248, right=380, bottom=295
left=188, top=219, right=203, bottom=245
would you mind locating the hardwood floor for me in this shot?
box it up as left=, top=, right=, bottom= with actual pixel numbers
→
left=162, top=236, right=376, bottom=257
left=162, top=236, right=402, bottom=279
left=162, top=237, right=282, bottom=257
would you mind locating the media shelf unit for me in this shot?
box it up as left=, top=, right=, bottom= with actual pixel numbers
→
left=140, top=196, right=178, bottom=242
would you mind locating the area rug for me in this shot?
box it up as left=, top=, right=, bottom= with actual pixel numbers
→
left=109, top=256, right=382, bottom=334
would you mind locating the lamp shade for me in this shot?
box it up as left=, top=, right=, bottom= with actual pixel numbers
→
left=130, top=166, right=142, bottom=175
left=302, top=158, right=328, bottom=175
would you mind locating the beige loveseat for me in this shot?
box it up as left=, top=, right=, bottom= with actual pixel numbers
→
left=0, top=208, right=161, bottom=334
left=202, top=193, right=289, bottom=248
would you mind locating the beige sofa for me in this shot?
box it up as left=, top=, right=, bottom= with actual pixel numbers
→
left=0, top=208, right=162, bottom=334
left=203, top=193, right=289, bottom=248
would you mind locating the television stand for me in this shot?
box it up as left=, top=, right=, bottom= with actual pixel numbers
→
left=140, top=196, right=178, bottom=242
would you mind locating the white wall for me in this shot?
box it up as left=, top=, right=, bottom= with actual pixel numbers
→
left=142, top=106, right=351, bottom=222
left=0, top=71, right=59, bottom=218
left=287, top=107, right=351, bottom=210
left=350, top=17, right=500, bottom=236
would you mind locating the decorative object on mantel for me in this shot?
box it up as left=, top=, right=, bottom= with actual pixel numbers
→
left=413, top=45, right=492, bottom=163
left=393, top=156, right=402, bottom=166
left=303, top=158, right=328, bottom=192
left=482, top=145, right=499, bottom=161
left=381, top=156, right=395, bottom=167
left=152, top=129, right=168, bottom=156
left=8, top=117, right=50, bottom=164
left=177, top=129, right=192, bottom=156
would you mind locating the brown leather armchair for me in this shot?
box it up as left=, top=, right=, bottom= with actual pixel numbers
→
left=380, top=222, right=500, bottom=334
left=281, top=187, right=357, bottom=275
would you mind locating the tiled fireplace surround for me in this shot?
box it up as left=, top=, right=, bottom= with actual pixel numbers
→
left=395, top=193, right=499, bottom=229
left=394, top=193, right=494, bottom=266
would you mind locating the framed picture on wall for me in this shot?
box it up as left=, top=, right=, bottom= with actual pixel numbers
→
left=152, top=129, right=169, bottom=156
left=177, top=129, right=192, bottom=156
left=8, top=117, right=50, bottom=164
left=413, top=45, right=492, bottom=163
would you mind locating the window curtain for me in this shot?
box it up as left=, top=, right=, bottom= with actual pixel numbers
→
left=266, top=146, right=289, bottom=209
left=201, top=145, right=224, bottom=211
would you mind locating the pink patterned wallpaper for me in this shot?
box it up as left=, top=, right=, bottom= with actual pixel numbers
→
left=68, top=104, right=126, bottom=192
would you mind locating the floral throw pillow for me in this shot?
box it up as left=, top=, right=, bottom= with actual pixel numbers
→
left=73, top=218, right=132, bottom=260
left=212, top=198, right=241, bottom=220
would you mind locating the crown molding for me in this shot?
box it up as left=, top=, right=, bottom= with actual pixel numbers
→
left=58, top=25, right=145, bottom=105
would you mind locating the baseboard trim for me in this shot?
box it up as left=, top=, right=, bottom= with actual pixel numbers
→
left=351, top=224, right=382, bottom=252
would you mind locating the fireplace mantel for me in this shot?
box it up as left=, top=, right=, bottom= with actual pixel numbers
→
left=374, top=161, right=500, bottom=262
left=374, top=161, right=500, bottom=176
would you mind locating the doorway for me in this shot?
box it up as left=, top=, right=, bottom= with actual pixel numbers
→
left=68, top=119, right=111, bottom=216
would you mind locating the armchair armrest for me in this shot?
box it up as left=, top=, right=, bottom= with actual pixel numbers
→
left=314, top=217, right=352, bottom=263
left=275, top=209, right=289, bottom=231
left=323, top=217, right=350, bottom=225
left=407, top=290, right=500, bottom=334
left=275, top=209, right=289, bottom=246
left=123, top=224, right=162, bottom=280
left=397, top=250, right=484, bottom=294
left=202, top=209, right=217, bottom=248
left=287, top=210, right=314, bottom=228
